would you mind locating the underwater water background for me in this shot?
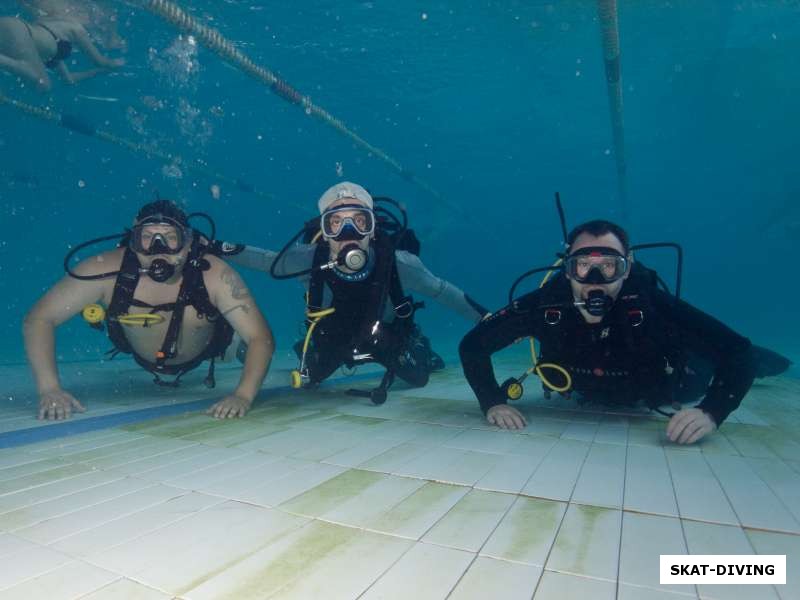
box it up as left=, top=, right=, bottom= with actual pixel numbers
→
left=0, top=0, right=797, bottom=378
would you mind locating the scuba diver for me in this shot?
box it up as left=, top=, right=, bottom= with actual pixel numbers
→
left=23, top=199, right=274, bottom=421
left=459, top=196, right=792, bottom=444
left=219, top=181, right=488, bottom=404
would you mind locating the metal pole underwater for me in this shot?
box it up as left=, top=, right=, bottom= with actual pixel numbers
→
left=596, top=0, right=629, bottom=221
left=136, top=0, right=443, bottom=202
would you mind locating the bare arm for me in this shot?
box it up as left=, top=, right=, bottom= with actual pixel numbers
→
left=55, top=61, right=106, bottom=84
left=23, top=255, right=112, bottom=395
left=70, top=26, right=125, bottom=69
left=209, top=260, right=274, bottom=405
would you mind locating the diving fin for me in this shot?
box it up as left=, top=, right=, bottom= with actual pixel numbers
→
left=751, top=344, right=792, bottom=378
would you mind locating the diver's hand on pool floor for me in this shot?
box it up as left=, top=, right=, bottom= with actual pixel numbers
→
left=207, top=394, right=253, bottom=419
left=486, top=404, right=527, bottom=430
left=38, top=389, right=86, bottom=421
left=666, top=408, right=716, bottom=445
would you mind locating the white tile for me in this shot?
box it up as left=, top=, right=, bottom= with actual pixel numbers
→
left=618, top=584, right=698, bottom=600
left=16, top=484, right=184, bottom=544
left=746, top=457, right=800, bottom=525
left=561, top=421, right=599, bottom=442
left=0, top=533, right=39, bottom=558
left=665, top=449, right=738, bottom=525
left=237, top=461, right=346, bottom=507
left=698, top=430, right=740, bottom=455
left=292, top=431, right=371, bottom=461
left=533, top=570, right=616, bottom=600
left=571, top=442, right=626, bottom=509
left=481, top=496, right=567, bottom=566
left=392, top=446, right=498, bottom=485
left=0, top=457, right=72, bottom=483
left=0, top=461, right=94, bottom=497
left=546, top=504, right=621, bottom=581
left=131, top=445, right=250, bottom=484
left=360, top=541, right=474, bottom=600
left=507, top=434, right=558, bottom=459
left=185, top=521, right=410, bottom=600
left=474, top=453, right=544, bottom=494
left=233, top=427, right=329, bottom=455
left=628, top=421, right=668, bottom=448
left=0, top=541, right=71, bottom=590
left=683, top=520, right=780, bottom=600
left=79, top=578, right=171, bottom=599
left=0, top=477, right=152, bottom=532
left=594, top=419, right=629, bottom=445
left=163, top=451, right=283, bottom=492
left=436, top=450, right=502, bottom=486
left=619, top=512, right=692, bottom=594
left=322, top=437, right=403, bottom=468
left=365, top=481, right=470, bottom=539
left=0, top=470, right=123, bottom=515
left=51, top=491, right=221, bottom=558
left=80, top=438, right=199, bottom=470
left=314, top=474, right=425, bottom=528
left=102, top=443, right=219, bottom=476
left=279, top=469, right=393, bottom=517
left=443, top=429, right=527, bottom=454
left=624, top=445, right=679, bottom=517
left=705, top=453, right=800, bottom=533
left=0, top=451, right=42, bottom=471
left=0, top=560, right=118, bottom=600
left=89, top=501, right=307, bottom=596
left=58, top=437, right=161, bottom=463
left=521, top=438, right=590, bottom=501
left=358, top=442, right=434, bottom=473
left=448, top=556, right=542, bottom=600
left=423, top=489, right=515, bottom=552
left=24, top=430, right=144, bottom=455
left=746, top=530, right=800, bottom=600
left=201, top=456, right=316, bottom=500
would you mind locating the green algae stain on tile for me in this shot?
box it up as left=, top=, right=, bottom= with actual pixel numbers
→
left=279, top=469, right=384, bottom=517
left=502, top=497, right=564, bottom=563
left=182, top=423, right=285, bottom=446
left=213, top=521, right=360, bottom=600
left=330, top=414, right=386, bottom=427
left=0, top=462, right=93, bottom=495
left=552, top=504, right=611, bottom=575
left=368, top=481, right=467, bottom=537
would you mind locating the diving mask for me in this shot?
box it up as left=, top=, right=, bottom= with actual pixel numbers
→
left=565, top=247, right=629, bottom=284
left=321, top=204, right=375, bottom=240
left=130, top=216, right=191, bottom=256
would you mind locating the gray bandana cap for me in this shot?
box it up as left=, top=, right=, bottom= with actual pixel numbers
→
left=318, top=181, right=374, bottom=213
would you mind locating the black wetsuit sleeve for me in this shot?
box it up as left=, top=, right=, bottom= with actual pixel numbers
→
left=654, top=290, right=756, bottom=426
left=459, top=293, right=541, bottom=414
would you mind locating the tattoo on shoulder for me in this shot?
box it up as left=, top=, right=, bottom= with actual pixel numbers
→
left=221, top=267, right=250, bottom=300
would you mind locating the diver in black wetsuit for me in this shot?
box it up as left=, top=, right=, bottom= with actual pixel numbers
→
left=459, top=218, right=791, bottom=445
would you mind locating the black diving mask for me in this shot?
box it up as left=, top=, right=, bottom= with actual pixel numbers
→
left=565, top=246, right=629, bottom=284
left=129, top=216, right=192, bottom=256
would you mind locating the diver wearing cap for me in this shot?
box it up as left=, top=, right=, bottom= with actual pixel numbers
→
left=459, top=217, right=791, bottom=444
left=218, top=181, right=488, bottom=404
left=23, top=200, right=274, bottom=421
